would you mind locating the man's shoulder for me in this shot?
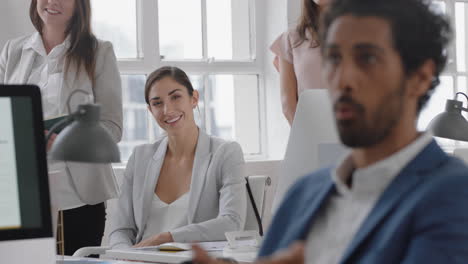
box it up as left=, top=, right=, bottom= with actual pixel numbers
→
left=282, top=168, right=333, bottom=205
left=420, top=155, right=468, bottom=193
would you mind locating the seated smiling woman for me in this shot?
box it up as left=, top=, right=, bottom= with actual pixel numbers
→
left=108, top=66, right=247, bottom=248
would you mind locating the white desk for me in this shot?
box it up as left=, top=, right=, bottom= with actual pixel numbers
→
left=57, top=256, right=148, bottom=264
left=102, top=248, right=257, bottom=264
left=58, top=249, right=257, bottom=264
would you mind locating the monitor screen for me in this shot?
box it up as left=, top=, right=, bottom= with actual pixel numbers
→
left=0, top=85, right=52, bottom=241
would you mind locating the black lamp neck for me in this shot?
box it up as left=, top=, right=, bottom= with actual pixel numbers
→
left=446, top=92, right=468, bottom=113
left=75, top=104, right=100, bottom=123
left=446, top=99, right=464, bottom=113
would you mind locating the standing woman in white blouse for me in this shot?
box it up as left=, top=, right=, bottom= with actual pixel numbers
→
left=108, top=66, right=246, bottom=248
left=0, top=0, right=122, bottom=255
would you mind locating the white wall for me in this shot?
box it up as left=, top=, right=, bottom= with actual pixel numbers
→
left=0, top=1, right=34, bottom=49
left=288, top=0, right=302, bottom=27
left=262, top=0, right=290, bottom=160
left=261, top=0, right=304, bottom=159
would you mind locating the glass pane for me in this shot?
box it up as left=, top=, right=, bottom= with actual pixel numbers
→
left=206, top=0, right=252, bottom=60
left=456, top=76, right=468, bottom=148
left=91, top=0, right=138, bottom=59
left=119, top=75, right=149, bottom=161
left=430, top=1, right=446, bottom=14
left=207, top=75, right=260, bottom=155
left=455, top=2, right=467, bottom=72
left=458, top=76, right=467, bottom=95
left=158, top=0, right=203, bottom=60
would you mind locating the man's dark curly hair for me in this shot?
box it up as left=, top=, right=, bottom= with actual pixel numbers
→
left=321, top=0, right=452, bottom=113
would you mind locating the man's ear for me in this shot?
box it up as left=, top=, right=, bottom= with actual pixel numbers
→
left=408, top=59, right=436, bottom=99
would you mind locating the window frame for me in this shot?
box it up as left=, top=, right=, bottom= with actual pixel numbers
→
left=106, top=0, right=268, bottom=163
left=426, top=0, right=468, bottom=152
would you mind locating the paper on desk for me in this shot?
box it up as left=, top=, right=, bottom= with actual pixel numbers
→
left=136, top=241, right=228, bottom=252
left=56, top=260, right=114, bottom=264
left=197, top=241, right=229, bottom=251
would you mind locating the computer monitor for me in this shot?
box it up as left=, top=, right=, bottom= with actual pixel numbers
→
left=0, top=85, right=55, bottom=264
left=272, top=89, right=349, bottom=211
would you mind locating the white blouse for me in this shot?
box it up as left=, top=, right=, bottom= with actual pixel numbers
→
left=25, top=33, right=92, bottom=119
left=142, top=192, right=189, bottom=241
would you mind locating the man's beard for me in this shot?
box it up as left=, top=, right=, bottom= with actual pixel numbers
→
left=334, top=83, right=406, bottom=148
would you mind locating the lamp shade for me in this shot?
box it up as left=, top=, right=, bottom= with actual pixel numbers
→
left=49, top=104, right=121, bottom=163
left=429, top=99, right=468, bottom=142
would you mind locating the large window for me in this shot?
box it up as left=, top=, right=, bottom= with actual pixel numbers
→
left=91, top=0, right=264, bottom=161
left=418, top=0, right=468, bottom=151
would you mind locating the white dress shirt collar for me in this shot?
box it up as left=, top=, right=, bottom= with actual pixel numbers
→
left=332, top=132, right=433, bottom=198
left=24, top=32, right=70, bottom=59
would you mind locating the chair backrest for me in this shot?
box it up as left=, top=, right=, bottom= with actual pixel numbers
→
left=273, top=89, right=348, bottom=211
left=244, top=175, right=270, bottom=233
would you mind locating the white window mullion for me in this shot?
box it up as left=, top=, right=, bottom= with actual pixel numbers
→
left=249, top=0, right=258, bottom=61
left=140, top=0, right=160, bottom=69
left=256, top=73, right=268, bottom=160
left=203, top=74, right=212, bottom=133
left=201, top=0, right=209, bottom=61
left=446, top=0, right=457, bottom=73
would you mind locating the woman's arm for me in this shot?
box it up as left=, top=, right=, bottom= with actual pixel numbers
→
left=169, top=142, right=247, bottom=242
left=273, top=55, right=280, bottom=72
left=279, top=58, right=298, bottom=126
left=93, top=41, right=123, bottom=142
left=107, top=151, right=138, bottom=248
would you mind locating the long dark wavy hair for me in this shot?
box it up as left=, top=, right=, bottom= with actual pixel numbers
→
left=30, top=0, right=98, bottom=86
left=295, top=0, right=321, bottom=48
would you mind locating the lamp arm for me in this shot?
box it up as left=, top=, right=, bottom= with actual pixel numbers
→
left=45, top=115, right=75, bottom=144
left=454, top=92, right=468, bottom=112
left=66, top=89, right=92, bottom=115
left=46, top=89, right=90, bottom=145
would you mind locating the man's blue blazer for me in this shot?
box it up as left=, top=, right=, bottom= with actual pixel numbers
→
left=259, top=140, right=468, bottom=263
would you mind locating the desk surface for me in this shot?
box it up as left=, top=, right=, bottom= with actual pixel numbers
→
left=58, top=249, right=257, bottom=264
left=103, top=247, right=257, bottom=264
left=57, top=256, right=148, bottom=264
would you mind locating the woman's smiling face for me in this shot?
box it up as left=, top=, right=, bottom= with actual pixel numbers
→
left=147, top=77, right=199, bottom=133
left=36, top=0, right=76, bottom=29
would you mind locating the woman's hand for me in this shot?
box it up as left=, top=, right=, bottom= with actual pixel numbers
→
left=133, top=232, right=174, bottom=248
left=45, top=130, right=58, bottom=152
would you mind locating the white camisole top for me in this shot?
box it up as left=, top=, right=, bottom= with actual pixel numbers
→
left=142, top=192, right=189, bottom=240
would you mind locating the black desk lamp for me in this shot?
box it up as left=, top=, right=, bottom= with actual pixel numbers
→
left=429, top=92, right=468, bottom=142
left=46, top=89, right=120, bottom=163
left=44, top=90, right=120, bottom=256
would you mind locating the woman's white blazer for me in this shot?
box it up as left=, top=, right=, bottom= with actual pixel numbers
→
left=0, top=34, right=123, bottom=208
left=108, top=130, right=247, bottom=248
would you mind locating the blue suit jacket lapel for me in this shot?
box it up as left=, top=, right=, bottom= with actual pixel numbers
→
left=339, top=140, right=448, bottom=263
left=294, top=177, right=335, bottom=241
